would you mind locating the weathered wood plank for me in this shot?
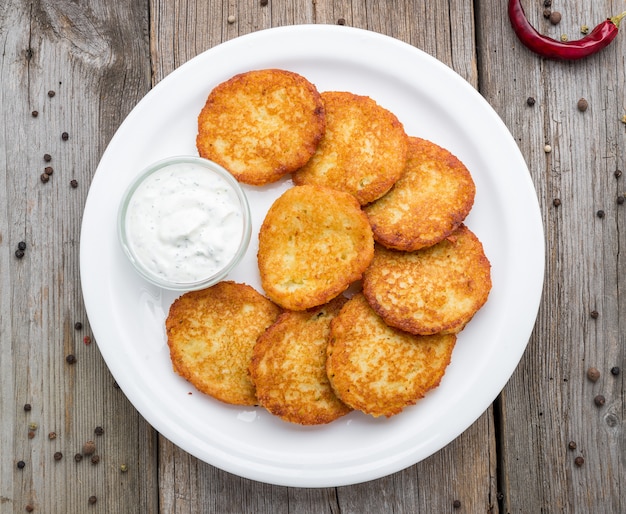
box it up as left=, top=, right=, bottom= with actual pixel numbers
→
left=478, top=0, right=625, bottom=512
left=6, top=0, right=623, bottom=511
left=0, top=0, right=157, bottom=512
left=151, top=1, right=495, bottom=513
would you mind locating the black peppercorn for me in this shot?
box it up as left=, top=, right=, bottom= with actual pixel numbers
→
left=25, top=505, right=34, bottom=512
left=610, top=366, right=620, bottom=376
left=615, top=169, right=623, bottom=178
left=526, top=96, right=536, bottom=106
left=74, top=321, right=83, bottom=330
left=594, top=394, right=606, bottom=406
left=568, top=440, right=577, bottom=450
left=31, top=110, right=38, bottom=117
left=549, top=11, right=561, bottom=25
left=618, top=196, right=625, bottom=205
left=453, top=499, right=462, bottom=508
left=70, top=179, right=78, bottom=188
left=23, top=403, right=31, bottom=412
left=61, top=132, right=69, bottom=141
left=53, top=452, right=63, bottom=461
left=260, top=0, right=268, bottom=5
left=15, top=249, right=25, bottom=259
left=74, top=453, right=83, bottom=462
left=597, top=209, right=605, bottom=218
left=43, top=154, right=51, bottom=162
left=337, top=18, right=346, bottom=25
left=17, top=460, right=26, bottom=469
left=543, top=0, right=552, bottom=7
left=18, top=241, right=26, bottom=251
left=65, top=354, right=76, bottom=364
left=40, top=173, right=50, bottom=183
left=552, top=198, right=561, bottom=207
left=586, top=367, right=600, bottom=382
left=44, top=166, right=53, bottom=175
left=88, top=496, right=97, bottom=505
left=574, top=456, right=584, bottom=467
left=94, top=426, right=104, bottom=436
left=82, top=440, right=96, bottom=455
left=577, top=98, right=588, bottom=112
left=90, top=454, right=100, bottom=465
left=590, top=310, right=599, bottom=319
left=47, top=90, right=55, bottom=98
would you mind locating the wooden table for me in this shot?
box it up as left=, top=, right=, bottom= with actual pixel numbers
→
left=2, top=1, right=624, bottom=512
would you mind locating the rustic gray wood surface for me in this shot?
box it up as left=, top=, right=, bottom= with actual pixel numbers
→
left=1, top=0, right=623, bottom=512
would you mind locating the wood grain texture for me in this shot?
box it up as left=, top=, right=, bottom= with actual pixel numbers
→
left=2, top=0, right=624, bottom=512
left=1, top=0, right=156, bottom=512
left=479, top=0, right=625, bottom=512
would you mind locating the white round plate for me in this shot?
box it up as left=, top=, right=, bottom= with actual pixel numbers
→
left=80, top=24, right=544, bottom=488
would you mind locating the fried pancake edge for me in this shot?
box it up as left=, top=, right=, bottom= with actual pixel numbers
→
left=326, top=294, right=457, bottom=418
left=362, top=225, right=492, bottom=336
left=258, top=184, right=374, bottom=310
left=196, top=68, right=326, bottom=186
left=166, top=281, right=282, bottom=406
left=249, top=296, right=351, bottom=425
left=292, top=91, right=408, bottom=205
left=365, top=137, right=476, bottom=251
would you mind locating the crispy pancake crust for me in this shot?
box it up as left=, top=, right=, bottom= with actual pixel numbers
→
left=292, top=91, right=408, bottom=205
left=196, top=69, right=325, bottom=186
left=326, top=294, right=456, bottom=418
left=166, top=281, right=282, bottom=406
left=365, top=137, right=476, bottom=251
left=363, top=225, right=492, bottom=335
left=249, top=296, right=351, bottom=425
left=258, top=185, right=374, bottom=310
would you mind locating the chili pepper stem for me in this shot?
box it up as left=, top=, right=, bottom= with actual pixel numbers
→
left=610, top=11, right=626, bottom=28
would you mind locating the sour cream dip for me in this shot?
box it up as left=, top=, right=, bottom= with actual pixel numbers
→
left=118, top=156, right=251, bottom=290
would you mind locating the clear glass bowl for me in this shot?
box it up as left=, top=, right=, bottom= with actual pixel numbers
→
left=117, top=156, right=251, bottom=291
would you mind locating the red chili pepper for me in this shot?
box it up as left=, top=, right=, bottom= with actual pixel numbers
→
left=508, top=0, right=626, bottom=60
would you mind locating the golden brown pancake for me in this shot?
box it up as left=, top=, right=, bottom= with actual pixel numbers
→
left=364, top=137, right=476, bottom=251
left=196, top=69, right=325, bottom=185
left=166, top=281, right=282, bottom=405
left=249, top=296, right=351, bottom=425
left=257, top=184, right=374, bottom=310
left=363, top=225, right=492, bottom=335
left=326, top=294, right=456, bottom=418
left=292, top=91, right=408, bottom=205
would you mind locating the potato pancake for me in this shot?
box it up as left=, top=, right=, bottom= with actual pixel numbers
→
left=326, top=294, right=456, bottom=418
left=292, top=91, right=408, bottom=205
left=363, top=225, right=492, bottom=335
left=249, top=296, right=351, bottom=425
left=166, top=281, right=282, bottom=405
left=365, top=137, right=475, bottom=251
left=258, top=185, right=374, bottom=310
left=196, top=69, right=325, bottom=185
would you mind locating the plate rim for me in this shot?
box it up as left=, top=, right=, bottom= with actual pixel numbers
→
left=80, top=23, right=545, bottom=487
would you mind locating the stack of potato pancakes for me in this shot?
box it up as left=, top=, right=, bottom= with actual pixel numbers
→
left=166, top=69, right=492, bottom=425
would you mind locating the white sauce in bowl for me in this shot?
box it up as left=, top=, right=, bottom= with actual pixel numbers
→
left=122, top=160, right=247, bottom=285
